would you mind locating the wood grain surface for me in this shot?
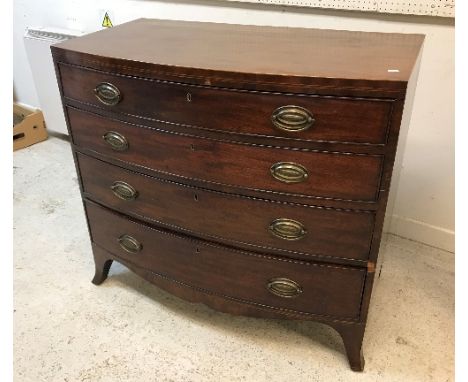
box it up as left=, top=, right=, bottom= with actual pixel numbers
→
left=53, top=18, right=424, bottom=84
left=59, top=62, right=394, bottom=145
left=86, top=200, right=366, bottom=320
left=78, top=152, right=375, bottom=262
left=68, top=107, right=384, bottom=202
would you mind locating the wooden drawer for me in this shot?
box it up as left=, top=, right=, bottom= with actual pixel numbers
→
left=85, top=201, right=366, bottom=320
left=68, top=108, right=384, bottom=202
left=77, top=153, right=375, bottom=262
left=59, top=63, right=393, bottom=145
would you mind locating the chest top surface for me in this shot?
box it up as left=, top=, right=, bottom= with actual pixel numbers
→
left=54, top=18, right=424, bottom=87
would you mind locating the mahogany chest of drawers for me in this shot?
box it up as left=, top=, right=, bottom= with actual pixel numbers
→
left=52, top=19, right=423, bottom=371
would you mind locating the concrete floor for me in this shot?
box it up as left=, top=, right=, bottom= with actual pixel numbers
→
left=14, top=136, right=454, bottom=382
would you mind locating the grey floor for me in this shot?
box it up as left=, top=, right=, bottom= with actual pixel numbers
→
left=14, top=136, right=454, bottom=382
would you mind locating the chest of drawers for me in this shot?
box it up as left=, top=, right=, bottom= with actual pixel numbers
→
left=52, top=19, right=423, bottom=371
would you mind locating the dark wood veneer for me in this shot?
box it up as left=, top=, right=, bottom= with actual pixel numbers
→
left=77, top=152, right=375, bottom=262
left=53, top=19, right=423, bottom=97
left=91, top=243, right=367, bottom=369
left=68, top=107, right=384, bottom=202
left=86, top=200, right=367, bottom=320
left=52, top=18, right=423, bottom=372
left=59, top=62, right=394, bottom=145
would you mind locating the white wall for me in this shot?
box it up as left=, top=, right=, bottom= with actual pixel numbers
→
left=13, top=0, right=455, bottom=252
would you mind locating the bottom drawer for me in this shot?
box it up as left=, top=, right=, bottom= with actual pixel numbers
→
left=85, top=201, right=366, bottom=320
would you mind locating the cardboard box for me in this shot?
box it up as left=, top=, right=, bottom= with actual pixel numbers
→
left=13, top=103, right=48, bottom=151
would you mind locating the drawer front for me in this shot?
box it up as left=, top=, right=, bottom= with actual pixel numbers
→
left=78, top=153, right=375, bottom=261
left=59, top=63, right=393, bottom=145
left=69, top=108, right=383, bottom=202
left=86, top=201, right=366, bottom=320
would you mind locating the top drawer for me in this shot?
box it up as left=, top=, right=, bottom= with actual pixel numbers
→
left=58, top=63, right=393, bottom=145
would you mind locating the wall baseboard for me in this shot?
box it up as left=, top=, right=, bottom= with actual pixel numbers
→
left=387, top=215, right=454, bottom=253
left=14, top=101, right=37, bottom=110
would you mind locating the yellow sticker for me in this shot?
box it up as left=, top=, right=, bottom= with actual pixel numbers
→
left=102, top=12, right=113, bottom=28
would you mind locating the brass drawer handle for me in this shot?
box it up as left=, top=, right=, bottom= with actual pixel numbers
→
left=271, top=105, right=314, bottom=132
left=118, top=234, right=142, bottom=254
left=111, top=181, right=138, bottom=201
left=94, top=82, right=121, bottom=106
left=270, top=162, right=308, bottom=184
left=269, top=218, right=306, bottom=241
left=103, top=131, right=128, bottom=151
left=267, top=277, right=303, bottom=298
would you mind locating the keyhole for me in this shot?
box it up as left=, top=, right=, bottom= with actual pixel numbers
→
left=190, top=144, right=195, bottom=151
left=194, top=194, right=199, bottom=202
left=195, top=247, right=200, bottom=254
left=186, top=92, right=192, bottom=102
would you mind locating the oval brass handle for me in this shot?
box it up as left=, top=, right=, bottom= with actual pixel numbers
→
left=270, top=162, right=308, bottom=184
left=118, top=234, right=142, bottom=254
left=103, top=131, right=129, bottom=151
left=267, top=277, right=303, bottom=298
left=271, top=105, right=315, bottom=132
left=111, top=181, right=138, bottom=201
left=269, top=218, right=306, bottom=241
left=94, top=82, right=121, bottom=106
